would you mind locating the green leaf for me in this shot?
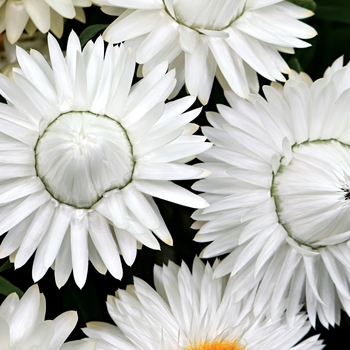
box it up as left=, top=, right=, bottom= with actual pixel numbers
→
left=287, top=0, right=316, bottom=12
left=79, top=24, right=109, bottom=47
left=0, top=260, right=13, bottom=273
left=0, top=276, right=23, bottom=297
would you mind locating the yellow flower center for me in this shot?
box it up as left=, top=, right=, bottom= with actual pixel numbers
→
left=186, top=340, right=245, bottom=350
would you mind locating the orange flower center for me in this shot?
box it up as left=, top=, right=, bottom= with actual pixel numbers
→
left=186, top=340, right=245, bottom=350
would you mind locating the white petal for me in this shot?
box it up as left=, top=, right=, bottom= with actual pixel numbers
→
left=135, top=162, right=209, bottom=180
left=106, top=47, right=135, bottom=119
left=23, top=321, right=55, bottom=350
left=15, top=200, right=55, bottom=268
left=0, top=177, right=44, bottom=205
left=207, top=37, right=249, bottom=98
left=45, top=0, right=75, bottom=18
left=16, top=46, right=57, bottom=104
left=70, top=210, right=89, bottom=288
left=88, top=235, right=107, bottom=275
left=144, top=195, right=172, bottom=245
left=321, top=249, right=350, bottom=300
left=185, top=35, right=207, bottom=97
left=137, top=22, right=178, bottom=63
left=22, top=0, right=50, bottom=32
left=303, top=256, right=325, bottom=305
left=47, top=33, right=73, bottom=111
left=0, top=190, right=50, bottom=236
left=122, top=183, right=160, bottom=231
left=54, top=230, right=73, bottom=288
left=103, top=9, right=161, bottom=43
left=123, top=69, right=176, bottom=128
left=49, top=7, right=64, bottom=37
left=135, top=180, right=209, bottom=208
left=0, top=212, right=33, bottom=258
left=94, top=194, right=125, bottom=230
left=0, top=74, right=43, bottom=127
left=5, top=0, right=29, bottom=44
left=0, top=316, right=10, bottom=349
left=9, top=284, right=40, bottom=345
left=48, top=311, right=78, bottom=350
left=88, top=211, right=123, bottom=280
left=106, top=0, right=163, bottom=9
left=148, top=139, right=212, bottom=163
left=113, top=227, right=137, bottom=266
left=43, top=204, right=74, bottom=268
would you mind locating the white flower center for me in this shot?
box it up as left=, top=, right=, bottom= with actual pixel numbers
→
left=35, top=111, right=134, bottom=208
left=272, top=140, right=350, bottom=246
left=167, top=0, right=246, bottom=31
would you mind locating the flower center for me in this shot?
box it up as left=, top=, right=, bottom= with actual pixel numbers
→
left=186, top=340, right=245, bottom=350
left=272, top=140, right=350, bottom=246
left=35, top=111, right=134, bottom=209
left=166, top=0, right=246, bottom=31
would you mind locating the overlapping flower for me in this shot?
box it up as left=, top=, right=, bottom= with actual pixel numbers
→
left=96, top=0, right=317, bottom=104
left=192, top=57, right=350, bottom=327
left=0, top=0, right=91, bottom=44
left=0, top=30, right=211, bottom=289
left=0, top=284, right=95, bottom=350
left=83, top=258, right=324, bottom=350
left=0, top=32, right=48, bottom=78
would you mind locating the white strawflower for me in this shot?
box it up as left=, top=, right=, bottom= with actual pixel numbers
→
left=96, top=0, right=317, bottom=104
left=192, top=57, right=350, bottom=328
left=0, top=284, right=96, bottom=350
left=0, top=32, right=48, bottom=78
left=0, top=30, right=211, bottom=289
left=83, top=258, right=324, bottom=350
left=0, top=0, right=92, bottom=44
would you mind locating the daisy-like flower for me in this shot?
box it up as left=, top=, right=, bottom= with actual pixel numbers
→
left=0, top=0, right=92, bottom=44
left=83, top=257, right=324, bottom=350
left=0, top=31, right=211, bottom=288
left=192, top=57, right=350, bottom=328
left=0, top=32, right=48, bottom=78
left=0, top=284, right=96, bottom=350
left=96, top=0, right=317, bottom=104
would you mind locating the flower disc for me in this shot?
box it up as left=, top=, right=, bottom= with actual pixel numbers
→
left=35, top=111, right=133, bottom=208
left=273, top=140, right=350, bottom=246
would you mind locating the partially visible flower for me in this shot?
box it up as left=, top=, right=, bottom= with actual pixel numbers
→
left=192, top=57, right=350, bottom=328
left=0, top=32, right=48, bottom=78
left=83, top=258, right=324, bottom=350
left=0, top=31, right=211, bottom=289
left=92, top=0, right=123, bottom=16
left=97, top=0, right=316, bottom=104
left=0, top=284, right=96, bottom=350
left=0, top=0, right=92, bottom=44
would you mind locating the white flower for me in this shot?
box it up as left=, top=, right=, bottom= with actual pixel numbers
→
left=97, top=0, right=317, bottom=104
left=0, top=32, right=48, bottom=78
left=0, top=284, right=96, bottom=350
left=192, top=56, right=350, bottom=328
left=0, top=31, right=211, bottom=289
left=82, top=258, right=324, bottom=350
left=0, top=0, right=92, bottom=44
